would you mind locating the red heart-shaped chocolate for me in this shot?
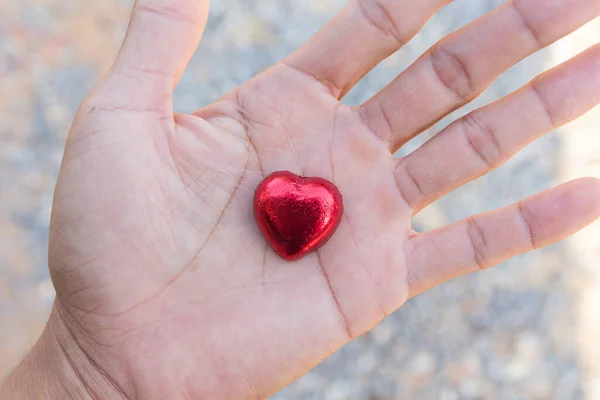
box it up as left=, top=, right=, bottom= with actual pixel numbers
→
left=254, top=171, right=343, bottom=261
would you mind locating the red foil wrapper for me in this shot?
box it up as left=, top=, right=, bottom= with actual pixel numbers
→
left=254, top=171, right=344, bottom=261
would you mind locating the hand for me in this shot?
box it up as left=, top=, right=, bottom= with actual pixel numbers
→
left=4, top=0, right=600, bottom=399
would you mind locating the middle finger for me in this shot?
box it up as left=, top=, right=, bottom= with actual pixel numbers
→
left=358, top=0, right=600, bottom=151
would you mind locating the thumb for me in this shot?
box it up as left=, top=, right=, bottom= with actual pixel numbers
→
left=98, top=0, right=209, bottom=108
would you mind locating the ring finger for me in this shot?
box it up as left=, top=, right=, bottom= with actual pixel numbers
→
left=395, top=43, right=600, bottom=212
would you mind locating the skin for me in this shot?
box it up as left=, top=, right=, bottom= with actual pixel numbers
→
left=2, top=0, right=600, bottom=398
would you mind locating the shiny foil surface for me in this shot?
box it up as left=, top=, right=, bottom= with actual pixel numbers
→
left=254, top=171, right=344, bottom=261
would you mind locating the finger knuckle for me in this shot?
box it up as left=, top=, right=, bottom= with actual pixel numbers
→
left=356, top=0, right=404, bottom=45
left=461, top=112, right=503, bottom=169
left=430, top=44, right=475, bottom=101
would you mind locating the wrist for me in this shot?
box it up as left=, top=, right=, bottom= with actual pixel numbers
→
left=0, top=304, right=129, bottom=400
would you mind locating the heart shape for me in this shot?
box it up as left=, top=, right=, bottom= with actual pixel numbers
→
left=254, top=171, right=344, bottom=261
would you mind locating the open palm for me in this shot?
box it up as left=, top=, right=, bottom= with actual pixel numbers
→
left=45, top=0, right=600, bottom=399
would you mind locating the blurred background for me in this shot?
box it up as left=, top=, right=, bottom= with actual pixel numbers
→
left=1, top=0, right=599, bottom=399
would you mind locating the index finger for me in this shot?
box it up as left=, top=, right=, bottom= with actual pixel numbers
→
left=284, top=0, right=451, bottom=98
